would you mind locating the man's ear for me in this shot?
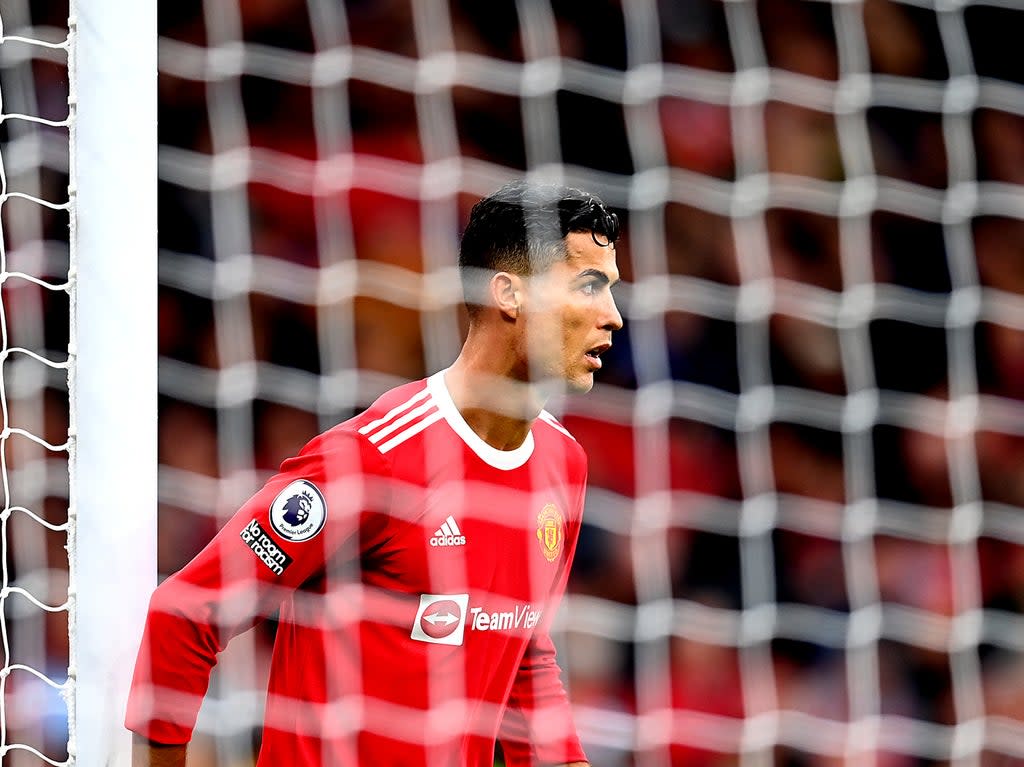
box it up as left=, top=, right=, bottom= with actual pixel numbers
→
left=489, top=272, right=523, bottom=320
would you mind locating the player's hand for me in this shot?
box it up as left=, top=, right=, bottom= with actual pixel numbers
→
left=132, top=735, right=187, bottom=767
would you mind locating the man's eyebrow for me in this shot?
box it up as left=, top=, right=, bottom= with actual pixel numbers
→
left=575, top=268, right=617, bottom=285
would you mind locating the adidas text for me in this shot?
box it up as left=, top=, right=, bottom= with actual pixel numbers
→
left=430, top=534, right=466, bottom=547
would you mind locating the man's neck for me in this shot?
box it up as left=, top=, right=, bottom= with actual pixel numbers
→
left=443, top=354, right=552, bottom=452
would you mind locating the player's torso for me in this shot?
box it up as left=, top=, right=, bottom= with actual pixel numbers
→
left=362, top=441, right=577, bottom=650
left=347, top=375, right=582, bottom=671
left=261, top=375, right=585, bottom=766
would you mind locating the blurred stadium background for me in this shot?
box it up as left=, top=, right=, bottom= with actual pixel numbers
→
left=3, top=0, right=1024, bottom=765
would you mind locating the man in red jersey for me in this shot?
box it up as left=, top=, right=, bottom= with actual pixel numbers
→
left=128, top=180, right=623, bottom=766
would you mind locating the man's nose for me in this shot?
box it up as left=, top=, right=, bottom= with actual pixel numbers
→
left=601, top=292, right=623, bottom=332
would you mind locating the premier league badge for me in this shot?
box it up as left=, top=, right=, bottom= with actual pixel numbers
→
left=269, top=479, right=327, bottom=542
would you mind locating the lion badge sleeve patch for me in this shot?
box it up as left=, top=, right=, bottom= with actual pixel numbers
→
left=268, top=479, right=328, bottom=542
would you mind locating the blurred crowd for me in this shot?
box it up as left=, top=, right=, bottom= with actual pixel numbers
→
left=4, top=0, right=1024, bottom=765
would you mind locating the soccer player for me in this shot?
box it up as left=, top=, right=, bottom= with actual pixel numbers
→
left=127, top=180, right=623, bottom=766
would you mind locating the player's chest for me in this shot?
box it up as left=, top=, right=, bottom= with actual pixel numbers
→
left=365, top=474, right=575, bottom=601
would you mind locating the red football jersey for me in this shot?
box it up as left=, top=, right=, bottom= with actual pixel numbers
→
left=126, top=371, right=590, bottom=766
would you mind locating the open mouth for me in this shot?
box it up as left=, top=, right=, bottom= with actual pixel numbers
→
left=585, top=343, right=611, bottom=362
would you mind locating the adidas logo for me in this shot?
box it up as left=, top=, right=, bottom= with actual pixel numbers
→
left=429, top=515, right=466, bottom=547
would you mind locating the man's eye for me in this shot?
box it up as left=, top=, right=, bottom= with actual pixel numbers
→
left=580, top=282, right=598, bottom=295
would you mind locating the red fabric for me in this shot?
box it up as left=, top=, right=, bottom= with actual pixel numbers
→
left=126, top=375, right=588, bottom=766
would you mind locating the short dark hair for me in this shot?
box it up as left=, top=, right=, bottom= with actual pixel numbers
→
left=458, top=181, right=620, bottom=314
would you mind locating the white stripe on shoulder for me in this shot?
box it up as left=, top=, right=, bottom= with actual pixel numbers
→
left=358, top=387, right=431, bottom=436
left=366, top=400, right=438, bottom=445
left=539, top=410, right=576, bottom=440
left=377, top=410, right=445, bottom=454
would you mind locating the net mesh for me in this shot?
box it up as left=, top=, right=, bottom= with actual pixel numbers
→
left=0, top=1, right=74, bottom=765
left=160, top=0, right=1024, bottom=765
left=149, top=2, right=1024, bottom=765
left=12, top=0, right=1024, bottom=764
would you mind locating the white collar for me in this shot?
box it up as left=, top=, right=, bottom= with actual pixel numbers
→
left=427, top=369, right=535, bottom=471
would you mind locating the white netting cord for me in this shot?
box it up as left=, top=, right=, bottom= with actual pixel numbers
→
left=146, top=0, right=1024, bottom=765
left=0, top=6, right=74, bottom=766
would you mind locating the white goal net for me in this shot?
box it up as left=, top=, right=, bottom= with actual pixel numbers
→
left=10, top=0, right=1024, bottom=765
left=0, top=2, right=74, bottom=764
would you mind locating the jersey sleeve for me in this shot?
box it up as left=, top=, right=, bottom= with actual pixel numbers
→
left=499, top=462, right=589, bottom=767
left=125, top=429, right=391, bottom=745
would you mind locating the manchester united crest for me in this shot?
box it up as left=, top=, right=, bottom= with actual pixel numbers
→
left=536, top=504, right=565, bottom=563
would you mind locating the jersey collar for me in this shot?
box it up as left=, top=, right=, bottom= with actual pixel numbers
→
left=427, top=369, right=535, bottom=471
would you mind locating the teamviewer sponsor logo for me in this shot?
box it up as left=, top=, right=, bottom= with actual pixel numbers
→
left=429, top=515, right=466, bottom=547
left=410, top=593, right=469, bottom=646
left=469, top=604, right=543, bottom=632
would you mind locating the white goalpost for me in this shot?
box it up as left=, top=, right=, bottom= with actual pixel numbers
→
left=68, top=0, right=157, bottom=765
left=0, top=1, right=156, bottom=765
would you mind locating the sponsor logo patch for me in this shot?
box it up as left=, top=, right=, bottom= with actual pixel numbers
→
left=240, top=519, right=293, bottom=575
left=409, top=594, right=544, bottom=646
left=410, top=593, right=469, bottom=646
left=269, top=479, right=327, bottom=542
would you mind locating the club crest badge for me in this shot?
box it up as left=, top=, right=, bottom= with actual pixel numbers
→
left=536, top=504, right=564, bottom=563
left=269, top=479, right=327, bottom=542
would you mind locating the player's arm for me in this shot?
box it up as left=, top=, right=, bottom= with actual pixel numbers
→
left=132, top=735, right=186, bottom=767
left=125, top=431, right=390, bottom=749
left=501, top=457, right=590, bottom=767
left=500, top=525, right=589, bottom=762
left=500, top=631, right=588, bottom=766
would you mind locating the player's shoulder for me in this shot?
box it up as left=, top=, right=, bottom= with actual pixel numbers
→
left=325, top=377, right=444, bottom=459
left=357, top=378, right=432, bottom=425
left=536, top=409, right=579, bottom=442
left=535, top=410, right=587, bottom=459
left=287, top=379, right=432, bottom=467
